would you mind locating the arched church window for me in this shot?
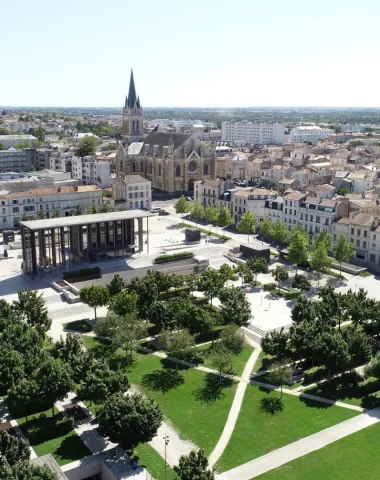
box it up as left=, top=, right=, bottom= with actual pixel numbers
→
left=141, top=161, right=144, bottom=171
left=132, top=162, right=136, bottom=172
left=136, top=120, right=139, bottom=132
left=129, top=202, right=133, bottom=209
left=188, top=161, right=196, bottom=173
left=175, top=165, right=181, bottom=177
left=159, top=164, right=162, bottom=176
left=203, top=163, right=209, bottom=175
left=150, top=163, right=153, bottom=175
left=132, top=120, right=135, bottom=132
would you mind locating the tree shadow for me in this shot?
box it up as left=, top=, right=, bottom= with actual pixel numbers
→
left=260, top=397, right=284, bottom=415
left=160, top=358, right=190, bottom=371
left=141, top=369, right=185, bottom=393
left=299, top=396, right=332, bottom=409
left=193, top=373, right=235, bottom=404
left=24, top=413, right=74, bottom=444
left=55, top=433, right=91, bottom=461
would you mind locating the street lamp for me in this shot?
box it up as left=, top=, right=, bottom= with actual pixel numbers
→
left=163, top=433, right=170, bottom=480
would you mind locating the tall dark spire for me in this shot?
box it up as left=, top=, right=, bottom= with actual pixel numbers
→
left=127, top=69, right=137, bottom=108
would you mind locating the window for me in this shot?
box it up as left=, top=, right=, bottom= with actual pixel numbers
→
left=12, top=200, right=18, bottom=205
left=129, top=202, right=133, bottom=209
left=356, top=252, right=365, bottom=260
left=13, top=207, right=19, bottom=213
left=370, top=253, right=376, bottom=262
left=364, top=230, right=368, bottom=237
left=290, top=201, right=293, bottom=207
left=316, top=216, right=320, bottom=223
left=289, top=209, right=292, bottom=215
left=285, top=208, right=287, bottom=214
left=203, top=163, right=209, bottom=175
left=305, top=214, right=308, bottom=221
left=158, top=164, right=162, bottom=176
left=149, top=163, right=153, bottom=175
left=285, top=200, right=288, bottom=206
left=356, top=239, right=360, bottom=247
left=373, top=234, right=376, bottom=240
left=357, top=229, right=361, bottom=236
left=372, top=243, right=376, bottom=249
left=1, top=201, right=4, bottom=206
left=132, top=162, right=136, bottom=173
left=129, top=193, right=132, bottom=199
left=351, top=228, right=354, bottom=235
left=310, top=215, right=313, bottom=222
left=363, top=241, right=367, bottom=249
left=175, top=165, right=181, bottom=177
left=2, top=218, right=6, bottom=224
left=300, top=213, right=303, bottom=220
left=135, top=193, right=138, bottom=198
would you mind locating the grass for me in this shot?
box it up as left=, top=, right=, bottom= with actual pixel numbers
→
left=82, top=334, right=110, bottom=351
left=191, top=342, right=254, bottom=376
left=16, top=407, right=91, bottom=466
left=134, top=443, right=179, bottom=480
left=252, top=351, right=276, bottom=373
left=255, top=422, right=380, bottom=480
left=215, top=384, right=359, bottom=473
left=63, top=319, right=93, bottom=333
left=359, top=271, right=373, bottom=277
left=305, top=372, right=380, bottom=409
left=127, top=351, right=237, bottom=455
left=179, top=222, right=231, bottom=240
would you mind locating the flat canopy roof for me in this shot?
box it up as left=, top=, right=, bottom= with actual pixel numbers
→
left=21, top=209, right=154, bottom=230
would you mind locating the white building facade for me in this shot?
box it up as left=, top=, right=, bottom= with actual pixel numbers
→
left=222, top=121, right=285, bottom=145
left=289, top=126, right=333, bottom=144
left=112, top=174, right=151, bottom=210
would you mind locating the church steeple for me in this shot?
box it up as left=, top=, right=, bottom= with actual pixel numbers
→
left=122, top=69, right=144, bottom=144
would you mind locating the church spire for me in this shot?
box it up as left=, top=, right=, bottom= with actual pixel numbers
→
left=127, top=69, right=138, bottom=108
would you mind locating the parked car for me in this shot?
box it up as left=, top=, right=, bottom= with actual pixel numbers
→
left=186, top=196, right=193, bottom=202
left=150, top=207, right=161, bottom=214
left=159, top=209, right=170, bottom=216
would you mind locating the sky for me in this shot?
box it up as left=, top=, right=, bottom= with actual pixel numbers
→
left=1, top=0, right=380, bottom=108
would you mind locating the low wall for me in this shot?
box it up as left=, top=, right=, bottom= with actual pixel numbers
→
left=331, top=261, right=367, bottom=275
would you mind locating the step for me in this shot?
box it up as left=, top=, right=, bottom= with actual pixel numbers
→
left=246, top=324, right=266, bottom=337
left=241, top=327, right=262, bottom=345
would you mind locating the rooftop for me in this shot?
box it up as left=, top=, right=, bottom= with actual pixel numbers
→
left=21, top=209, right=153, bottom=230
left=0, top=134, right=37, bottom=140
left=284, top=192, right=306, bottom=201
left=123, top=174, right=151, bottom=185
left=337, top=213, right=374, bottom=227
left=0, top=185, right=101, bottom=198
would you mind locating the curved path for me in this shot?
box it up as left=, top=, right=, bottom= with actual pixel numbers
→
left=208, top=343, right=261, bottom=468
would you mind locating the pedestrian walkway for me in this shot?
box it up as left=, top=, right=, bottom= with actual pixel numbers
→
left=209, top=347, right=261, bottom=468
left=149, top=421, right=192, bottom=468
left=217, top=407, right=380, bottom=480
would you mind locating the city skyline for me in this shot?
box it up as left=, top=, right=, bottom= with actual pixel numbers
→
left=2, top=0, right=380, bottom=108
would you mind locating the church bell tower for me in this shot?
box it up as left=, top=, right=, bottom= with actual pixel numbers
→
left=122, top=70, right=143, bottom=144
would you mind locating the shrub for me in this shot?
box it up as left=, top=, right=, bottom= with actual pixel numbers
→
left=63, top=267, right=101, bottom=281
left=292, top=274, right=311, bottom=291
left=154, top=251, right=194, bottom=264
left=284, top=290, right=301, bottom=300
left=303, top=365, right=328, bottom=385
left=231, top=274, right=239, bottom=281
left=263, top=283, right=277, bottom=291
left=159, top=286, right=191, bottom=299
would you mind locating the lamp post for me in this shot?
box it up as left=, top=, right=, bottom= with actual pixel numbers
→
left=163, top=433, right=170, bottom=480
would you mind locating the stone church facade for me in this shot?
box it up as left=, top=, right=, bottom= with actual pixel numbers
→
left=116, top=71, right=217, bottom=193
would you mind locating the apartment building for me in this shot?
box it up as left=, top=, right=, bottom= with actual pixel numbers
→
left=0, top=185, right=103, bottom=229
left=194, top=178, right=237, bottom=214
left=0, top=135, right=37, bottom=148
left=112, top=174, right=151, bottom=210
left=261, top=164, right=294, bottom=183
left=0, top=148, right=36, bottom=172
left=222, top=121, right=285, bottom=145
left=283, top=192, right=306, bottom=230
left=72, top=156, right=111, bottom=188
left=298, top=197, right=349, bottom=238
left=289, top=126, right=333, bottom=144
left=263, top=196, right=284, bottom=222
left=233, top=188, right=278, bottom=223
left=346, top=171, right=377, bottom=193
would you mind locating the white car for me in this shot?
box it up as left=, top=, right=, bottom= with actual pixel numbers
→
left=150, top=207, right=161, bottom=214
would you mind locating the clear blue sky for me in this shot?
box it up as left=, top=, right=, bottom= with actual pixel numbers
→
left=2, top=0, right=379, bottom=108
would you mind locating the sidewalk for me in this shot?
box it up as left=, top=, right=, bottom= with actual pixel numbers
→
left=217, top=407, right=380, bottom=480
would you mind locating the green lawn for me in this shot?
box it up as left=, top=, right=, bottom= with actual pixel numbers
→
left=16, top=407, right=91, bottom=466
left=252, top=351, right=276, bottom=373
left=305, top=373, right=380, bottom=409
left=256, top=423, right=380, bottom=480
left=216, top=384, right=359, bottom=473
left=127, top=351, right=238, bottom=455
left=63, top=319, right=93, bottom=333
left=134, top=443, right=179, bottom=480
left=191, top=342, right=254, bottom=376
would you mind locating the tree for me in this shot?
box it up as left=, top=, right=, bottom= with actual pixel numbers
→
left=198, top=269, right=224, bottom=306
left=0, top=345, right=24, bottom=390
left=174, top=195, right=190, bottom=217
left=267, top=362, right=292, bottom=399
left=174, top=449, right=215, bottom=480
left=219, top=286, right=251, bottom=326
left=291, top=295, right=316, bottom=324
left=7, top=378, right=39, bottom=422
left=291, top=274, right=311, bottom=292
left=36, top=357, right=73, bottom=417
left=261, top=328, right=290, bottom=360
left=191, top=201, right=205, bottom=224
left=54, top=333, right=86, bottom=382
left=80, top=285, right=110, bottom=320
left=218, top=264, right=235, bottom=286
left=210, top=344, right=232, bottom=383
left=108, top=290, right=138, bottom=316
left=79, top=362, right=130, bottom=405
left=312, top=228, right=333, bottom=254
left=100, top=203, right=112, bottom=213
left=272, top=265, right=288, bottom=285
left=107, top=274, right=125, bottom=296
left=237, top=211, right=256, bottom=243
left=315, top=332, right=350, bottom=378
left=32, top=125, right=45, bottom=142
left=343, top=326, right=372, bottom=372
left=186, top=273, right=199, bottom=296
left=259, top=216, right=274, bottom=241
left=310, top=243, right=332, bottom=283
left=237, top=262, right=252, bottom=286
left=75, top=136, right=97, bottom=157
left=128, top=274, right=159, bottom=318
left=289, top=320, right=318, bottom=363
left=273, top=222, right=290, bottom=245
left=10, top=461, right=60, bottom=480
left=334, top=235, right=354, bottom=275
left=365, top=353, right=380, bottom=379
left=220, top=324, right=245, bottom=355
left=159, top=329, right=195, bottom=369
left=247, top=256, right=268, bottom=283
left=216, top=205, right=233, bottom=228
left=98, top=393, right=163, bottom=453
left=204, top=204, right=218, bottom=232
left=112, top=314, right=146, bottom=359
left=12, top=289, right=51, bottom=336
left=288, top=227, right=309, bottom=272
left=0, top=430, right=30, bottom=467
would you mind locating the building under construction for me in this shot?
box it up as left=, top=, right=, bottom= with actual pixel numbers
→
left=20, top=210, right=153, bottom=275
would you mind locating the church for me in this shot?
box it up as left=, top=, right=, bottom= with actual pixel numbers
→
left=116, top=70, right=217, bottom=193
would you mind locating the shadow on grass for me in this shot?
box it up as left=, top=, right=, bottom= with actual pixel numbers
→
left=260, top=397, right=284, bottom=415
left=24, top=413, right=73, bottom=444
left=299, top=396, right=332, bottom=409
left=64, top=319, right=92, bottom=333
left=193, top=373, right=235, bottom=404
left=142, top=369, right=185, bottom=393
left=55, top=433, right=91, bottom=462
left=160, top=358, right=190, bottom=371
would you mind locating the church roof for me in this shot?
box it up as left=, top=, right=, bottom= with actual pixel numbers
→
left=125, top=70, right=139, bottom=109
left=142, top=132, right=192, bottom=154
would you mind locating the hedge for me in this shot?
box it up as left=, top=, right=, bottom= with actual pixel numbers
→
left=263, top=283, right=277, bottom=291
left=154, top=251, right=194, bottom=264
left=63, top=267, right=101, bottom=281
left=159, top=286, right=191, bottom=300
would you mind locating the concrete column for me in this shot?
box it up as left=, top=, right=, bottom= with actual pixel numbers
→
left=86, top=225, right=91, bottom=261
left=51, top=228, right=56, bottom=267
left=60, top=227, right=66, bottom=265
left=96, top=223, right=101, bottom=249
left=30, top=231, right=37, bottom=274
left=147, top=217, right=149, bottom=254
left=137, top=218, right=143, bottom=252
